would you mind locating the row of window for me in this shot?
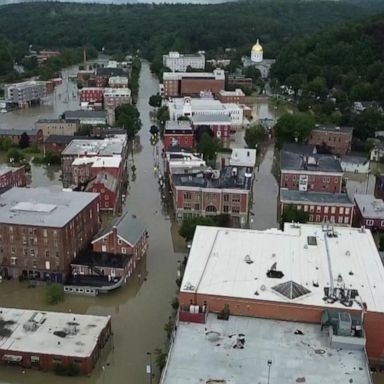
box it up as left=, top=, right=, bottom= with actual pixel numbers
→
left=183, top=192, right=241, bottom=202
left=297, top=205, right=351, bottom=215
left=286, top=175, right=339, bottom=183
left=309, top=215, right=350, bottom=224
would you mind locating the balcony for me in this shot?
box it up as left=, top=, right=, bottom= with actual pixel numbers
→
left=179, top=305, right=208, bottom=324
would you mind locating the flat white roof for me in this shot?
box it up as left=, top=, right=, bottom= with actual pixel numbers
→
left=354, top=194, right=384, bottom=219
left=92, top=156, right=122, bottom=168
left=62, top=136, right=126, bottom=156
left=0, top=307, right=110, bottom=358
left=182, top=224, right=384, bottom=313
left=161, top=314, right=371, bottom=384
left=230, top=148, right=256, bottom=167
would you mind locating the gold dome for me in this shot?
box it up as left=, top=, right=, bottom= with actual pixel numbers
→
left=251, top=39, right=263, bottom=53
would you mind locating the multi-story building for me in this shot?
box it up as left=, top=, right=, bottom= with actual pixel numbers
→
left=0, top=187, right=100, bottom=282
left=163, top=69, right=225, bottom=98
left=280, top=145, right=343, bottom=193
left=227, top=74, right=252, bottom=90
left=217, top=89, right=245, bottom=104
left=308, top=125, right=353, bottom=155
left=162, top=51, right=205, bottom=72
left=108, top=76, right=128, bottom=88
left=95, top=68, right=126, bottom=88
left=280, top=189, right=354, bottom=225
left=178, top=223, right=384, bottom=368
left=374, top=175, right=384, bottom=200
left=0, top=166, right=27, bottom=193
left=171, top=166, right=253, bottom=227
left=104, top=88, right=132, bottom=125
left=4, top=81, right=47, bottom=107
left=80, top=88, right=105, bottom=104
left=354, top=194, right=384, bottom=230
left=0, top=307, right=111, bottom=374
left=63, top=110, right=107, bottom=126
left=168, top=97, right=243, bottom=128
left=43, top=135, right=94, bottom=155
left=0, top=129, right=40, bottom=146
left=163, top=121, right=194, bottom=151
left=61, top=135, right=127, bottom=187
left=35, top=119, right=80, bottom=139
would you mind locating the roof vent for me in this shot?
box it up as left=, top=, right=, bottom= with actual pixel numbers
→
left=266, top=262, right=284, bottom=279
left=244, top=255, right=253, bottom=264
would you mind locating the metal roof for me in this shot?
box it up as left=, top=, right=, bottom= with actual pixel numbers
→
left=280, top=189, right=353, bottom=205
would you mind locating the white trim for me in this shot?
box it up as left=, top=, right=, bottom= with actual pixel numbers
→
left=281, top=170, right=343, bottom=177
left=91, top=230, right=113, bottom=244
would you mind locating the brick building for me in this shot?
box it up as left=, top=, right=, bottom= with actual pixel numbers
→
left=192, top=115, right=232, bottom=142
left=354, top=194, right=384, bottom=230
left=95, top=68, right=126, bottom=88
left=35, top=119, right=80, bottom=139
left=104, top=88, right=132, bottom=125
left=68, top=212, right=147, bottom=293
left=227, top=74, right=252, bottom=90
left=80, top=88, right=104, bottom=103
left=179, top=223, right=384, bottom=367
left=43, top=135, right=83, bottom=155
left=163, top=69, right=225, bottom=98
left=0, top=166, right=27, bottom=192
left=217, top=89, right=245, bottom=104
left=308, top=125, right=353, bottom=155
left=280, top=189, right=354, bottom=225
left=280, top=145, right=343, bottom=193
left=108, top=76, right=128, bottom=88
left=86, top=172, right=120, bottom=215
left=374, top=175, right=384, bottom=200
left=172, top=166, right=253, bottom=227
left=0, top=129, right=40, bottom=146
left=163, top=121, right=194, bottom=151
left=63, top=110, right=107, bottom=126
left=0, top=307, right=111, bottom=374
left=0, top=187, right=100, bottom=282
left=61, top=135, right=127, bottom=187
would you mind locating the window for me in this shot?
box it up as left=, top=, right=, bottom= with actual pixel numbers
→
left=366, top=219, right=374, bottom=226
left=345, top=207, right=350, bottom=215
left=334, top=178, right=338, bottom=183
left=121, top=247, right=126, bottom=254
left=30, top=249, right=35, bottom=257
left=105, top=195, right=109, bottom=200
left=232, top=195, right=240, bottom=203
left=45, top=250, right=49, bottom=257
left=297, top=205, right=302, bottom=210
left=10, top=257, right=17, bottom=265
left=309, top=206, right=314, bottom=213
left=194, top=204, right=199, bottom=210
left=316, top=215, right=321, bottom=222
left=284, top=175, right=289, bottom=181
left=309, top=215, right=313, bottom=222
left=316, top=206, right=321, bottom=213
left=11, top=247, right=15, bottom=254
left=184, top=192, right=191, bottom=200
left=8, top=226, right=13, bottom=233
left=22, top=236, right=27, bottom=245
left=223, top=205, right=229, bottom=213
left=224, top=194, right=229, bottom=202
left=339, top=207, right=344, bottom=214
left=43, top=229, right=47, bottom=237
left=323, top=216, right=328, bottom=222
left=331, top=207, right=336, bottom=214
left=101, top=188, right=105, bottom=193
left=118, top=239, right=122, bottom=245
left=232, top=207, right=240, bottom=213
left=304, top=205, right=308, bottom=212
left=344, top=217, right=350, bottom=224
left=330, top=216, right=335, bottom=223
left=105, top=202, right=109, bottom=208
left=338, top=216, right=343, bottom=224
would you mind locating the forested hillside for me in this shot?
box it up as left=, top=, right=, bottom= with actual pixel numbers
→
left=1, top=0, right=384, bottom=60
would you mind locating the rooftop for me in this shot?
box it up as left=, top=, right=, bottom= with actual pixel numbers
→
left=172, top=166, right=253, bottom=190
left=45, top=135, right=91, bottom=144
left=281, top=148, right=342, bottom=173
left=163, top=69, right=224, bottom=81
left=64, top=110, right=107, bottom=120
left=354, top=194, right=384, bottom=219
left=164, top=120, right=192, bottom=132
left=313, top=125, right=353, bottom=134
left=191, top=114, right=231, bottom=124
left=62, top=136, right=126, bottom=157
left=0, top=165, right=23, bottom=177
left=0, top=307, right=110, bottom=358
left=0, top=129, right=36, bottom=136
left=230, top=148, right=256, bottom=167
left=280, top=189, right=353, bottom=205
left=161, top=313, right=371, bottom=384
left=0, top=187, right=99, bottom=228
left=341, top=155, right=369, bottom=165
left=92, top=211, right=146, bottom=247
left=104, top=88, right=131, bottom=97
left=36, top=119, right=79, bottom=124
left=87, top=172, right=118, bottom=193
left=96, top=67, right=125, bottom=77
left=219, top=88, right=245, bottom=97
left=181, top=224, right=384, bottom=313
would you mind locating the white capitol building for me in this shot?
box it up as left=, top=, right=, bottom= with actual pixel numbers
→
left=243, top=39, right=275, bottom=78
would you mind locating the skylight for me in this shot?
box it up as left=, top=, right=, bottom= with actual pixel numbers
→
left=272, top=281, right=311, bottom=300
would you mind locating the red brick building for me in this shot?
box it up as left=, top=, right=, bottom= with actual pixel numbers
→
left=308, top=125, right=353, bottom=155
left=178, top=224, right=384, bottom=367
left=217, top=89, right=245, bottom=104
left=280, top=189, right=354, bottom=225
left=95, top=68, right=126, bottom=88
left=172, top=166, right=253, bottom=227
left=86, top=172, right=120, bottom=215
left=354, top=194, right=384, bottom=230
left=0, top=187, right=100, bottom=282
left=163, top=121, right=194, bottom=151
left=0, top=166, right=27, bottom=192
left=163, top=69, right=225, bottom=98
left=192, top=115, right=232, bottom=142
left=0, top=307, right=111, bottom=374
left=80, top=88, right=104, bottom=103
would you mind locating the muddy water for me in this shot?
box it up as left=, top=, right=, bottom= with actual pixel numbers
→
left=0, top=61, right=182, bottom=384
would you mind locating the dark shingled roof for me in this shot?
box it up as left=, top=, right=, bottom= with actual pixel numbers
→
left=280, top=189, right=353, bottom=205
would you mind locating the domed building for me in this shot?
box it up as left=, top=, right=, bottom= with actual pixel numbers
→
left=251, top=39, right=263, bottom=63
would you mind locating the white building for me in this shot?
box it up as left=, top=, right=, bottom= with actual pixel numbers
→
left=4, top=80, right=47, bottom=107
left=108, top=76, right=128, bottom=88
left=230, top=148, right=257, bottom=168
left=163, top=51, right=205, bottom=72
left=251, top=39, right=263, bottom=63
left=167, top=97, right=244, bottom=127
left=341, top=155, right=370, bottom=174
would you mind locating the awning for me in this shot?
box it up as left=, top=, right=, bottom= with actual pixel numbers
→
left=2, top=354, right=22, bottom=362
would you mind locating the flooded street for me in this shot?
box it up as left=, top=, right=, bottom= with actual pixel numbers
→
left=0, top=61, right=182, bottom=384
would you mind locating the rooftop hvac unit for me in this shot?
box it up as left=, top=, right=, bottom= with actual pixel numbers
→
left=337, top=312, right=352, bottom=336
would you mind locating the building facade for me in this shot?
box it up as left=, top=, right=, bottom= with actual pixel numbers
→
left=0, top=188, right=100, bottom=282
left=4, top=81, right=47, bottom=107
left=308, top=126, right=353, bottom=155
left=0, top=166, right=27, bottom=192
left=35, top=119, right=80, bottom=139
left=80, top=88, right=105, bottom=103
left=163, top=121, right=194, bottom=151
left=217, top=89, right=245, bottom=104
left=354, top=194, right=384, bottom=230
left=163, top=51, right=205, bottom=72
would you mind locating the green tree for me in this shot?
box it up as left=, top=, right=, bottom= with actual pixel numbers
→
left=46, top=283, right=64, bottom=305
left=281, top=205, right=309, bottom=224
left=274, top=113, right=315, bottom=145
left=7, top=148, right=24, bottom=164
left=197, top=132, right=222, bottom=161
left=352, top=108, right=384, bottom=141
left=244, top=124, right=264, bottom=148
left=243, top=66, right=261, bottom=83
left=0, top=137, right=15, bottom=151
left=18, top=132, right=30, bottom=149
left=150, top=125, right=159, bottom=136
left=156, top=106, right=170, bottom=124
left=179, top=216, right=215, bottom=242
left=115, top=104, right=142, bottom=139
left=149, top=93, right=162, bottom=108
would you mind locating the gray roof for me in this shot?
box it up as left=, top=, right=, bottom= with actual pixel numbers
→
left=280, top=149, right=342, bottom=173
left=93, top=211, right=146, bottom=246
left=64, top=110, right=106, bottom=119
left=36, top=119, right=79, bottom=124
left=0, top=129, right=36, bottom=136
left=354, top=194, right=384, bottom=219
left=313, top=125, right=353, bottom=134
left=280, top=189, right=353, bottom=205
left=341, top=155, right=369, bottom=165
left=173, top=166, right=253, bottom=190
left=0, top=187, right=99, bottom=228
left=44, top=135, right=93, bottom=144
left=87, top=172, right=118, bottom=193
left=191, top=114, right=231, bottom=124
